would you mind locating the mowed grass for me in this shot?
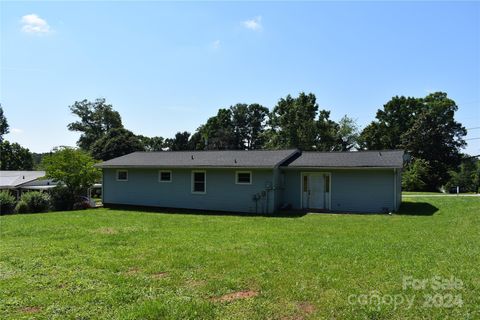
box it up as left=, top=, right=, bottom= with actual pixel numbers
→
left=1, top=197, right=479, bottom=319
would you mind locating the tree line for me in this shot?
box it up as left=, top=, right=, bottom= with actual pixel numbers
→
left=1, top=91, right=479, bottom=192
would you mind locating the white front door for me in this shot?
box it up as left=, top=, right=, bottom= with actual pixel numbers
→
left=309, top=174, right=325, bottom=209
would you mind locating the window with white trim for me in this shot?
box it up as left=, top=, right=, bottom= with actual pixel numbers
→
left=117, top=170, right=128, bottom=181
left=235, top=171, right=252, bottom=185
left=192, top=171, right=206, bottom=193
left=159, top=170, right=172, bottom=182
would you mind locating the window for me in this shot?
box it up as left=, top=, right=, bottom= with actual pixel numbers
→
left=236, top=171, right=252, bottom=185
left=192, top=171, right=206, bottom=193
left=117, top=170, right=128, bottom=181
left=159, top=170, right=172, bottom=182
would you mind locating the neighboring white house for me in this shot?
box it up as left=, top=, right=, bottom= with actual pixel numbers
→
left=0, top=171, right=56, bottom=199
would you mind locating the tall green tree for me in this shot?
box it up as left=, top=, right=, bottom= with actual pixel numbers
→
left=268, top=92, right=319, bottom=150
left=200, top=109, right=236, bottom=150
left=0, top=141, right=34, bottom=170
left=91, top=128, right=144, bottom=161
left=67, top=98, right=123, bottom=151
left=359, top=96, right=422, bottom=150
left=335, top=115, right=359, bottom=151
left=401, top=93, right=466, bottom=189
left=42, top=147, right=101, bottom=201
left=187, top=131, right=205, bottom=150
left=0, top=104, right=9, bottom=142
left=359, top=92, right=466, bottom=190
left=164, top=131, right=192, bottom=151
left=315, top=110, right=340, bottom=151
left=138, top=135, right=165, bottom=151
left=231, top=103, right=269, bottom=149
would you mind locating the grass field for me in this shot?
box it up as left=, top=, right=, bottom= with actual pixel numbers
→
left=1, top=197, right=479, bottom=319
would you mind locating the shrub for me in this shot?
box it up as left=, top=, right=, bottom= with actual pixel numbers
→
left=15, top=201, right=29, bottom=214
left=402, top=159, right=431, bottom=191
left=0, top=191, right=16, bottom=215
left=15, top=191, right=51, bottom=213
left=50, top=186, right=75, bottom=211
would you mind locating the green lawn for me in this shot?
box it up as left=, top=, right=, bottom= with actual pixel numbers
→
left=402, top=191, right=445, bottom=195
left=1, top=197, right=479, bottom=319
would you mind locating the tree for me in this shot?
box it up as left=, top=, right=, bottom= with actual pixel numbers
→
left=0, top=104, right=9, bottom=142
left=402, top=158, right=431, bottom=191
left=0, top=141, right=34, bottom=170
left=230, top=103, right=269, bottom=149
left=67, top=98, right=123, bottom=151
left=359, top=92, right=466, bottom=190
left=188, top=131, right=205, bottom=150
left=164, top=131, right=192, bottom=151
left=444, top=157, right=480, bottom=193
left=268, top=92, right=319, bottom=150
left=138, top=135, right=165, bottom=151
left=200, top=109, right=236, bottom=150
left=401, top=93, right=466, bottom=189
left=335, top=115, right=359, bottom=151
left=359, top=96, right=422, bottom=150
left=91, top=128, right=144, bottom=161
left=42, top=147, right=101, bottom=204
left=315, top=110, right=339, bottom=151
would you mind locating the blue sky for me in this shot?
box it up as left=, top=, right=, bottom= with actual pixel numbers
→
left=1, top=1, right=479, bottom=154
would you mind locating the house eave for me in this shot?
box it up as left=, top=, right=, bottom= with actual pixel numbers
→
left=95, top=165, right=276, bottom=169
left=281, top=166, right=403, bottom=170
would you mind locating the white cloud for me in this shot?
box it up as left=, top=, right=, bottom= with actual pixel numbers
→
left=11, top=128, right=23, bottom=134
left=243, top=16, right=262, bottom=31
left=212, top=40, right=221, bottom=49
left=20, top=14, right=51, bottom=34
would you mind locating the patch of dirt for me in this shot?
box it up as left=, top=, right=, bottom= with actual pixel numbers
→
left=298, top=302, right=315, bottom=315
left=151, top=272, right=169, bottom=279
left=282, top=302, right=316, bottom=320
left=21, top=306, right=41, bottom=314
left=125, top=267, right=141, bottom=275
left=211, top=290, right=258, bottom=302
left=94, top=227, right=118, bottom=235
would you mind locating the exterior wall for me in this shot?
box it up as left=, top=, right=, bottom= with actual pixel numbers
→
left=281, top=168, right=399, bottom=213
left=396, top=168, right=402, bottom=211
left=103, top=168, right=275, bottom=213
left=272, top=168, right=282, bottom=211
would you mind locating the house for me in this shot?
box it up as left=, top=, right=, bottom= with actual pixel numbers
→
left=95, top=149, right=404, bottom=214
left=0, top=171, right=57, bottom=199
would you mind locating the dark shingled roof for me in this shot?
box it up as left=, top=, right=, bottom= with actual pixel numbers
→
left=95, top=149, right=299, bottom=168
left=95, top=149, right=404, bottom=169
left=287, top=150, right=404, bottom=168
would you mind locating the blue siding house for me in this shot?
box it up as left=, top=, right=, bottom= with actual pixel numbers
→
left=96, top=149, right=404, bottom=213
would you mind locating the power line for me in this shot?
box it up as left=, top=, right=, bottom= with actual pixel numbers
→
left=465, top=137, right=480, bottom=141
left=466, top=127, right=480, bottom=130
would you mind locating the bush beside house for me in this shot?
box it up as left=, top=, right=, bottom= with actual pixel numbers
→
left=15, top=192, right=51, bottom=213
left=0, top=191, right=16, bottom=215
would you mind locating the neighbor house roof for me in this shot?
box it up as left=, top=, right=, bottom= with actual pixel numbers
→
left=0, top=171, right=46, bottom=189
left=95, top=149, right=299, bottom=168
left=287, top=150, right=404, bottom=168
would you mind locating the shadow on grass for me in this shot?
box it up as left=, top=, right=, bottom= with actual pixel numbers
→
left=396, top=202, right=439, bottom=216
left=103, top=203, right=308, bottom=218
